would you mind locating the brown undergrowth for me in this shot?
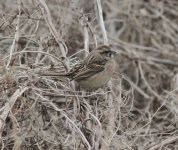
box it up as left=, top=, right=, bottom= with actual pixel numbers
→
left=1, top=0, right=178, bottom=149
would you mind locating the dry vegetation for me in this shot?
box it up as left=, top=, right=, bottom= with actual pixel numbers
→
left=1, top=0, right=178, bottom=149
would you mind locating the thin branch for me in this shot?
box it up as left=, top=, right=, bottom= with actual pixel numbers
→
left=39, top=0, right=69, bottom=70
left=6, top=0, right=21, bottom=69
left=0, top=87, right=28, bottom=138
left=95, top=0, right=108, bottom=45
left=148, top=136, right=178, bottom=150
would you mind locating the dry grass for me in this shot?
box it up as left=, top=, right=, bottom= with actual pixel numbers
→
left=1, top=0, right=178, bottom=149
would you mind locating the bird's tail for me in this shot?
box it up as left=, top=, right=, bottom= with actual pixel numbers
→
left=39, top=72, right=71, bottom=77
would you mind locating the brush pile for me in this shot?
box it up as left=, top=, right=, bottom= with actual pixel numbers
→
left=1, top=0, right=178, bottom=149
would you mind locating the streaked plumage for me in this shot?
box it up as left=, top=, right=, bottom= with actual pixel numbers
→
left=41, top=45, right=116, bottom=89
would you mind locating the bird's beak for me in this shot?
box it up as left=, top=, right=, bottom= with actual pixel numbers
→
left=112, top=51, right=117, bottom=55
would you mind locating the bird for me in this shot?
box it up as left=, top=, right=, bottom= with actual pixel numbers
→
left=40, top=45, right=116, bottom=89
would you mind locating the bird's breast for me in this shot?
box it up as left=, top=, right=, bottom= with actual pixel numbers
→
left=78, top=60, right=116, bottom=89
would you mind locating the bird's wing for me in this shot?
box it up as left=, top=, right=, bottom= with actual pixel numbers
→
left=71, top=62, right=105, bottom=81
left=68, top=51, right=109, bottom=81
left=84, top=51, right=109, bottom=65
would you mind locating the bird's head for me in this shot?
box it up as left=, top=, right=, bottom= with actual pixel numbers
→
left=84, top=45, right=117, bottom=64
left=96, top=45, right=116, bottom=59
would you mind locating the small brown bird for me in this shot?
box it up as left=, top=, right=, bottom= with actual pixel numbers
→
left=41, top=45, right=116, bottom=89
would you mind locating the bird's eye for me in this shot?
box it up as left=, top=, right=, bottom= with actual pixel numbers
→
left=107, top=52, right=113, bottom=58
left=110, top=53, right=114, bottom=58
left=100, top=50, right=115, bottom=58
